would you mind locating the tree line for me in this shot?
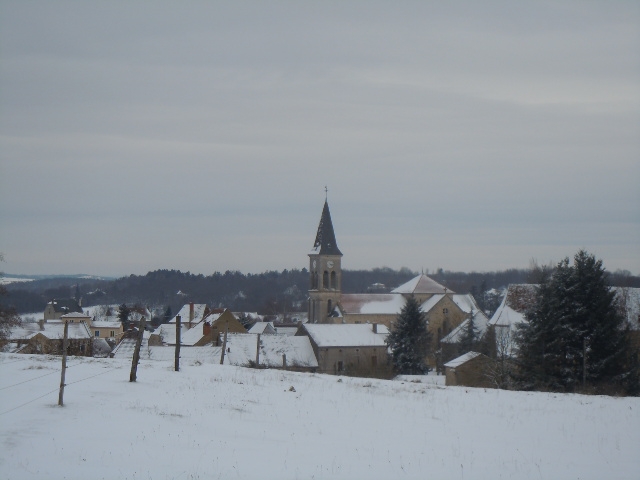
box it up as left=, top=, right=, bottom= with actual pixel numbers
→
left=3, top=264, right=639, bottom=318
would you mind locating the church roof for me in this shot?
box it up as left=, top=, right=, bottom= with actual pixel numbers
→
left=310, top=200, right=342, bottom=256
left=391, top=274, right=453, bottom=295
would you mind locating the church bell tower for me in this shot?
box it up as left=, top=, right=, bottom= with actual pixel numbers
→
left=308, top=198, right=343, bottom=323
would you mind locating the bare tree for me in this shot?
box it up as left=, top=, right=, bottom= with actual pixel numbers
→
left=484, top=325, right=515, bottom=389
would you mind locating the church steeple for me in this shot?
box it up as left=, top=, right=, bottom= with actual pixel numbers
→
left=311, top=200, right=342, bottom=256
left=308, top=197, right=343, bottom=324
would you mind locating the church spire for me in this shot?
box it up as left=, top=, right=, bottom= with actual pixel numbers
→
left=312, top=199, right=342, bottom=256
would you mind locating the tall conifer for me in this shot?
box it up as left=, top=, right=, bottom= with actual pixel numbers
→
left=386, top=296, right=432, bottom=374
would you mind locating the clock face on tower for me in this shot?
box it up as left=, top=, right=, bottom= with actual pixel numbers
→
left=327, top=261, right=334, bottom=268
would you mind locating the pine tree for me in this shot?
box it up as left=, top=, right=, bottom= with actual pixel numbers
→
left=386, top=296, right=432, bottom=374
left=458, top=312, right=478, bottom=356
left=516, top=250, right=635, bottom=394
left=117, top=303, right=131, bottom=331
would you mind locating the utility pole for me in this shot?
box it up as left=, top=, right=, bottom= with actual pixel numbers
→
left=58, top=320, right=69, bottom=406
left=175, top=315, right=181, bottom=372
left=130, top=315, right=146, bottom=382
left=255, top=333, right=261, bottom=367
left=220, top=318, right=229, bottom=365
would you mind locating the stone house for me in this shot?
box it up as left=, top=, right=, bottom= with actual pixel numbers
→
left=149, top=308, right=245, bottom=346
left=8, top=320, right=93, bottom=356
left=444, top=351, right=493, bottom=388
left=299, top=323, right=392, bottom=378
left=43, top=298, right=83, bottom=321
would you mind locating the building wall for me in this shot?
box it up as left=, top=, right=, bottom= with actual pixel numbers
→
left=425, top=296, right=469, bottom=358
left=17, top=335, right=92, bottom=356
left=445, top=355, right=493, bottom=388
left=313, top=345, right=392, bottom=378
left=91, top=326, right=124, bottom=342
left=200, top=310, right=247, bottom=346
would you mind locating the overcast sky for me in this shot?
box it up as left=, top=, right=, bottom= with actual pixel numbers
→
left=1, top=1, right=638, bottom=278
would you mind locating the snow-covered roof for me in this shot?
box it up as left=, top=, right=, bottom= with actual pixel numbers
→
left=441, top=311, right=490, bottom=344
left=224, top=333, right=318, bottom=368
left=91, top=320, right=122, bottom=329
left=61, top=312, right=91, bottom=319
left=303, top=324, right=388, bottom=348
left=444, top=351, right=483, bottom=369
left=391, top=274, right=452, bottom=295
left=488, top=285, right=534, bottom=329
left=154, top=321, right=209, bottom=346
left=275, top=327, right=299, bottom=336
left=146, top=345, right=222, bottom=364
left=110, top=333, right=152, bottom=359
left=169, top=304, right=209, bottom=324
left=10, top=321, right=92, bottom=341
left=249, top=322, right=277, bottom=335
left=339, top=294, right=405, bottom=315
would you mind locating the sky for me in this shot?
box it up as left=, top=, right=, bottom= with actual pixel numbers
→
left=1, top=1, right=639, bottom=278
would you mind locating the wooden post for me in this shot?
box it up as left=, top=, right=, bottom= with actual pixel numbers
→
left=282, top=353, right=287, bottom=370
left=129, top=315, right=146, bottom=382
left=583, top=336, right=587, bottom=389
left=175, top=315, right=181, bottom=372
left=255, top=333, right=261, bottom=367
left=220, top=318, right=229, bottom=365
left=58, top=320, right=69, bottom=406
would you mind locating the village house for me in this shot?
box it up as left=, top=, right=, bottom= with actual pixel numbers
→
left=148, top=307, right=245, bottom=347
left=6, top=319, right=93, bottom=356
left=43, top=298, right=83, bottom=321
left=444, top=351, right=493, bottom=388
left=298, top=323, right=392, bottom=378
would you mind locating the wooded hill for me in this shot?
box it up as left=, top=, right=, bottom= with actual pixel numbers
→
left=3, top=266, right=639, bottom=317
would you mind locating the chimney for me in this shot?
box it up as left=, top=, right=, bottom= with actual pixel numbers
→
left=38, top=319, right=45, bottom=331
left=189, top=302, right=195, bottom=328
left=203, top=321, right=211, bottom=339
left=372, top=323, right=378, bottom=333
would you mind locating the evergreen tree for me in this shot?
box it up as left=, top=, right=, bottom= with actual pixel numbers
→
left=458, top=312, right=478, bottom=355
left=386, top=296, right=432, bottom=374
left=163, top=305, right=172, bottom=324
left=117, top=303, right=131, bottom=331
left=516, top=250, right=635, bottom=394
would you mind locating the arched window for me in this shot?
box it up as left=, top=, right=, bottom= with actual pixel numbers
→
left=327, top=299, right=332, bottom=315
left=323, top=271, right=329, bottom=289
left=330, top=271, right=336, bottom=290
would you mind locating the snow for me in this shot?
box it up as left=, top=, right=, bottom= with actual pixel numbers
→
left=391, top=274, right=450, bottom=294
left=358, top=295, right=406, bottom=314
left=444, top=351, right=483, bottom=368
left=1, top=353, right=638, bottom=479
left=303, top=323, right=389, bottom=347
left=0, top=276, right=34, bottom=285
left=9, top=321, right=91, bottom=341
left=224, top=333, right=318, bottom=368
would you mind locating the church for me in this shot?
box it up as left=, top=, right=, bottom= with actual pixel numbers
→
left=307, top=199, right=486, bottom=365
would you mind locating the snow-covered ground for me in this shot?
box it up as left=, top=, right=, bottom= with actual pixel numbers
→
left=1, top=354, right=638, bottom=480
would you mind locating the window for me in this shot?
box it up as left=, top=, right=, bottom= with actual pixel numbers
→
left=443, top=308, right=448, bottom=314
left=337, top=361, right=344, bottom=372
left=110, top=331, right=115, bottom=337
left=331, top=271, right=336, bottom=289
left=94, top=331, right=100, bottom=337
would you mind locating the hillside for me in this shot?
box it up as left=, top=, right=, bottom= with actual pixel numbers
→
left=1, top=354, right=638, bottom=479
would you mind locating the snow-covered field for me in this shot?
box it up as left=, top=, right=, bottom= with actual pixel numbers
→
left=1, top=354, right=638, bottom=480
